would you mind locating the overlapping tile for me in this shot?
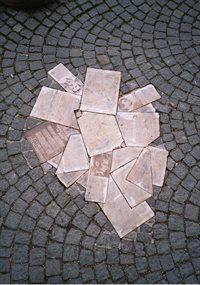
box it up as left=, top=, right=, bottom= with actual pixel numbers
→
left=78, top=112, right=123, bottom=156
left=100, top=177, right=154, bottom=238
left=118, top=84, right=160, bottom=112
left=116, top=112, right=160, bottom=147
left=25, top=121, right=79, bottom=163
left=30, top=87, right=80, bottom=129
left=48, top=63, right=83, bottom=96
left=85, top=152, right=112, bottom=203
left=80, top=68, right=121, bottom=115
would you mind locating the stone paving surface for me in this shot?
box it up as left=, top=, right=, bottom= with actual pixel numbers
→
left=0, top=0, right=200, bottom=283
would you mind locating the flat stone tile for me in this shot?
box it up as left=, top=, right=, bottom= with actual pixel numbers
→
left=100, top=177, right=154, bottom=238
left=57, top=134, right=89, bottom=174
left=111, top=160, right=152, bottom=208
left=111, top=147, right=142, bottom=172
left=127, top=148, right=153, bottom=194
left=116, top=112, right=160, bottom=147
left=77, top=171, right=89, bottom=188
left=118, top=84, right=161, bottom=112
left=134, top=103, right=155, bottom=113
left=48, top=153, right=62, bottom=168
left=48, top=63, right=83, bottom=96
left=147, top=145, right=168, bottom=186
left=78, top=112, right=123, bottom=157
left=85, top=153, right=112, bottom=203
left=25, top=122, right=78, bottom=163
left=30, top=87, right=80, bottom=129
left=80, top=68, right=121, bottom=115
left=57, top=170, right=86, bottom=189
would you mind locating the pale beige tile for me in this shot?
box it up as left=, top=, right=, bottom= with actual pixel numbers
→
left=127, top=148, right=153, bottom=194
left=111, top=160, right=152, bottom=208
left=85, top=153, right=112, bottom=203
left=25, top=122, right=78, bottom=163
left=57, top=170, right=86, bottom=188
left=111, top=147, right=143, bottom=172
left=48, top=153, right=62, bottom=168
left=134, top=103, right=155, bottom=113
left=147, top=145, right=168, bottom=186
left=118, top=84, right=161, bottom=112
left=116, top=112, right=160, bottom=147
left=48, top=63, right=83, bottom=96
left=78, top=112, right=123, bottom=156
left=100, top=177, right=154, bottom=238
left=80, top=68, right=121, bottom=115
left=30, top=87, right=80, bottom=129
left=57, top=134, right=89, bottom=174
left=76, top=170, right=89, bottom=188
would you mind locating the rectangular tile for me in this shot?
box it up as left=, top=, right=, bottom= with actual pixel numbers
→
left=30, top=87, right=80, bottom=129
left=100, top=177, right=154, bottom=238
left=48, top=63, right=83, bottom=96
left=80, top=68, right=121, bottom=115
left=85, top=153, right=112, bottom=203
left=25, top=122, right=78, bottom=163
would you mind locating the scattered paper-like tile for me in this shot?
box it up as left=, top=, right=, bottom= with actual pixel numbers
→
left=127, top=148, right=152, bottom=194
left=116, top=112, right=160, bottom=147
left=30, top=87, right=80, bottom=129
left=57, top=134, right=89, bottom=174
left=134, top=103, right=155, bottom=113
left=80, top=68, right=121, bottom=115
left=112, top=160, right=152, bottom=208
left=118, top=84, right=161, bottom=112
left=77, top=170, right=89, bottom=188
left=85, top=153, right=112, bottom=203
left=111, top=146, right=142, bottom=172
left=57, top=170, right=86, bottom=189
left=48, top=63, right=83, bottom=96
left=25, top=122, right=79, bottom=163
left=48, top=153, right=62, bottom=168
left=100, top=177, right=154, bottom=238
left=78, top=112, right=123, bottom=157
left=147, top=145, right=168, bottom=186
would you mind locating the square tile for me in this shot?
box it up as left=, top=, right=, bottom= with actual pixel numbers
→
left=118, top=84, right=161, bottom=112
left=78, top=112, right=123, bottom=157
left=116, top=112, right=160, bottom=147
left=80, top=68, right=121, bottom=115
left=25, top=122, right=79, bottom=163
left=111, top=159, right=152, bottom=208
left=85, top=153, right=112, bottom=203
left=30, top=87, right=80, bottom=129
left=100, top=177, right=154, bottom=238
left=48, top=63, right=83, bottom=96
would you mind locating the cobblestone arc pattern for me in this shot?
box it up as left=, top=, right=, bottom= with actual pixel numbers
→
left=0, top=0, right=200, bottom=283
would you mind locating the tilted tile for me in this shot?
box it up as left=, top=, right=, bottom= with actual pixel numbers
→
left=116, top=112, right=160, bottom=147
left=78, top=112, right=123, bottom=157
left=111, top=160, right=152, bottom=208
left=30, top=87, right=80, bottom=129
left=80, top=68, right=121, bottom=115
left=48, top=63, right=83, bottom=96
left=100, top=177, right=154, bottom=238
left=85, top=152, right=112, bottom=203
left=118, top=84, right=161, bottom=112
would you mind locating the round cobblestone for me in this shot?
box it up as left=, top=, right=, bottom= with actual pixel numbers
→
left=0, top=0, right=200, bottom=283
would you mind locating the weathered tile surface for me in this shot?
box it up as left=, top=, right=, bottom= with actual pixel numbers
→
left=30, top=87, right=80, bottom=129
left=85, top=153, right=112, bottom=203
left=57, top=170, right=87, bottom=188
left=100, top=177, right=154, bottom=238
left=25, top=122, right=78, bottom=163
left=111, top=146, right=142, bottom=172
left=127, top=148, right=153, bottom=194
left=48, top=153, right=62, bottom=168
left=48, top=63, right=83, bottom=96
left=134, top=103, right=155, bottom=113
left=111, top=160, right=152, bottom=208
left=116, top=112, right=160, bottom=147
left=77, top=170, right=89, bottom=188
left=147, top=145, right=168, bottom=186
left=80, top=68, right=121, bottom=115
left=78, top=112, right=123, bottom=156
left=118, top=84, right=161, bottom=112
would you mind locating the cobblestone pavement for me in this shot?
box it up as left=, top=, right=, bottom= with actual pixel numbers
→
left=0, top=0, right=200, bottom=283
